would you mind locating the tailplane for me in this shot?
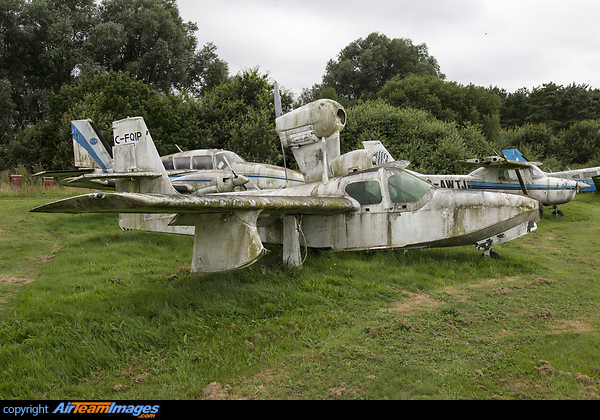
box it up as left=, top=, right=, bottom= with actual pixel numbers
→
left=111, top=117, right=175, bottom=195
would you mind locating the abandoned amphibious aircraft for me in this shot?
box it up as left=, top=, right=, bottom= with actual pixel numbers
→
left=31, top=98, right=541, bottom=274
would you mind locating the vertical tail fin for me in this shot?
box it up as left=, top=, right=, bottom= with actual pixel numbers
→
left=111, top=116, right=176, bottom=195
left=110, top=117, right=180, bottom=232
left=502, top=149, right=528, bottom=162
left=362, top=140, right=395, bottom=165
left=71, top=119, right=113, bottom=171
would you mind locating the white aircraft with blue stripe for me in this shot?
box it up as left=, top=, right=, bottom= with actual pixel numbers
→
left=503, top=148, right=600, bottom=193
left=364, top=141, right=589, bottom=216
left=36, top=119, right=304, bottom=194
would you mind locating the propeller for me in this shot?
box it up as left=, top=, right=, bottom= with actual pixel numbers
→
left=222, top=155, right=258, bottom=191
left=274, top=81, right=289, bottom=185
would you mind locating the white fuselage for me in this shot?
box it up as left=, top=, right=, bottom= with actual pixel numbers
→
left=413, top=166, right=581, bottom=206
left=256, top=163, right=541, bottom=252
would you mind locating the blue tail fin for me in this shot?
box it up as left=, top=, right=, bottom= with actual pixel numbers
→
left=71, top=119, right=113, bottom=172
left=502, top=149, right=528, bottom=162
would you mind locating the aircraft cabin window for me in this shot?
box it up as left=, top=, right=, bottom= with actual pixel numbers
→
left=345, top=180, right=383, bottom=205
left=192, top=155, right=213, bottom=170
left=470, top=168, right=488, bottom=178
left=388, top=172, right=431, bottom=203
left=162, top=158, right=174, bottom=170
left=174, top=157, right=191, bottom=170
left=499, top=169, right=518, bottom=181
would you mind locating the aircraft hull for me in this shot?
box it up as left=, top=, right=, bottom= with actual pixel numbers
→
left=259, top=188, right=540, bottom=252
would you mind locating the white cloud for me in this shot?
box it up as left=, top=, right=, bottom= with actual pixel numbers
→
left=177, top=0, right=600, bottom=97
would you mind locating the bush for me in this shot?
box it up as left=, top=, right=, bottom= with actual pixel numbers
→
left=343, top=100, right=492, bottom=174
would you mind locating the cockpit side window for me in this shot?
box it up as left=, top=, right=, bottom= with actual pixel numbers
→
left=162, top=157, right=174, bottom=170
left=388, top=171, right=431, bottom=203
left=499, top=169, right=518, bottom=181
left=470, top=167, right=488, bottom=178
left=192, top=155, right=213, bottom=170
left=174, top=157, right=191, bottom=170
left=345, top=180, right=383, bottom=205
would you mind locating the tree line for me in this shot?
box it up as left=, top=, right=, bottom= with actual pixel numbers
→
left=2, top=0, right=600, bottom=175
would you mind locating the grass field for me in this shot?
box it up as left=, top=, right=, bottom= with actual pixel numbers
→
left=1, top=185, right=599, bottom=400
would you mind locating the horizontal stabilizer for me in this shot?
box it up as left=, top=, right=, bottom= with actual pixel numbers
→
left=73, top=171, right=163, bottom=180
left=30, top=192, right=358, bottom=215
left=33, top=169, right=95, bottom=179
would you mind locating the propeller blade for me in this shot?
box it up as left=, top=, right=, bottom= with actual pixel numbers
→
left=274, top=81, right=283, bottom=118
left=273, top=81, right=288, bottom=184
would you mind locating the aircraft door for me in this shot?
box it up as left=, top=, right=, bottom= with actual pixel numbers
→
left=335, top=175, right=388, bottom=249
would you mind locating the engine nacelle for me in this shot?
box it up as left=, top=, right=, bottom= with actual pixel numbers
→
left=275, top=100, right=347, bottom=184
left=276, top=99, right=346, bottom=148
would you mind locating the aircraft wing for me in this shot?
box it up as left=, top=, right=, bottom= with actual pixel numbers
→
left=459, top=157, right=544, bottom=169
left=30, top=192, right=357, bottom=215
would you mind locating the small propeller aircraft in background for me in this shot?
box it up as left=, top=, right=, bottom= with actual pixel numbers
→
left=503, top=148, right=600, bottom=193
left=364, top=141, right=589, bottom=216
left=35, top=119, right=304, bottom=194
left=32, top=94, right=541, bottom=274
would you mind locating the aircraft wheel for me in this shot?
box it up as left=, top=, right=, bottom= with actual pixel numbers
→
left=552, top=209, right=564, bottom=217
left=482, top=249, right=501, bottom=259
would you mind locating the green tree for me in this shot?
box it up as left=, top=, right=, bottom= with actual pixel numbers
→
left=342, top=100, right=491, bottom=174
left=3, top=72, right=199, bottom=169
left=0, top=78, right=15, bottom=170
left=498, top=123, right=558, bottom=163
left=0, top=0, right=97, bottom=126
left=555, top=120, right=600, bottom=166
left=378, top=75, right=502, bottom=143
left=498, top=83, right=600, bottom=132
left=496, top=87, right=530, bottom=129
left=194, top=69, right=293, bottom=165
left=316, top=32, right=444, bottom=104
left=92, top=0, right=227, bottom=95
left=0, top=0, right=228, bottom=136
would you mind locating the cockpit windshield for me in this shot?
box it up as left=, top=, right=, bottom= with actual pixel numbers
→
left=215, top=151, right=245, bottom=169
left=530, top=165, right=545, bottom=180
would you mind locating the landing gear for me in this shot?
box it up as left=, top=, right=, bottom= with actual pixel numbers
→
left=482, top=248, right=501, bottom=259
left=551, top=205, right=564, bottom=217
left=477, top=239, right=501, bottom=259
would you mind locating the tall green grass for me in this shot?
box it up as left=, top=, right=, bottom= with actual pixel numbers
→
left=1, top=188, right=599, bottom=399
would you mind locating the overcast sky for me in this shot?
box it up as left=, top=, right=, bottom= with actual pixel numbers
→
left=177, top=0, right=600, bottom=98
